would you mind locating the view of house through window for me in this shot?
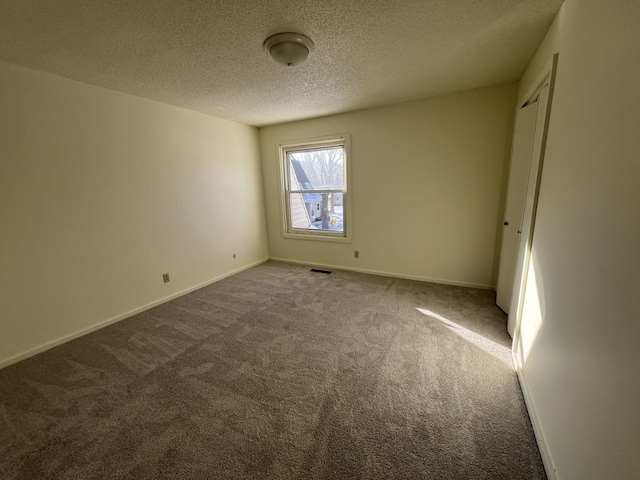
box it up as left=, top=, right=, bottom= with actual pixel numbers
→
left=282, top=138, right=348, bottom=238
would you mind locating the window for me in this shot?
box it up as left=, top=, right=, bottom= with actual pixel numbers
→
left=279, top=135, right=351, bottom=241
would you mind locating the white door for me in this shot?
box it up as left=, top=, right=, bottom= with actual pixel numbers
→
left=496, top=101, right=539, bottom=315
left=508, top=84, right=551, bottom=339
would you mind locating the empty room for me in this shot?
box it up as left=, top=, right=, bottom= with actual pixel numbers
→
left=1, top=1, right=638, bottom=479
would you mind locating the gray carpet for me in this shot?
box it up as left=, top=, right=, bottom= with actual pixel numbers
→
left=0, top=261, right=546, bottom=479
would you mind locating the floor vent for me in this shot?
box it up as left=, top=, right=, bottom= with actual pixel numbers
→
left=310, top=269, right=332, bottom=274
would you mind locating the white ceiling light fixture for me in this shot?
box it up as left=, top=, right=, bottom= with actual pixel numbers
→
left=263, top=32, right=314, bottom=67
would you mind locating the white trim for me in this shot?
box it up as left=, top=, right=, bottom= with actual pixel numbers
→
left=517, top=54, right=558, bottom=109
left=513, top=351, right=559, bottom=480
left=0, top=258, right=269, bottom=370
left=270, top=257, right=494, bottom=290
left=277, top=134, right=352, bottom=242
left=281, top=232, right=352, bottom=243
left=511, top=53, right=559, bottom=355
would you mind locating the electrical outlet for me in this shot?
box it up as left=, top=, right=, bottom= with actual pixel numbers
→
left=162, top=273, right=170, bottom=283
left=354, top=251, right=359, bottom=258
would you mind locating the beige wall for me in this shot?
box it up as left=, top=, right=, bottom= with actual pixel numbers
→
left=0, top=61, right=268, bottom=367
left=515, top=1, right=640, bottom=479
left=260, top=84, right=517, bottom=288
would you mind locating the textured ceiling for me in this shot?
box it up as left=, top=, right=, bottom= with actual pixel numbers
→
left=0, top=0, right=563, bottom=126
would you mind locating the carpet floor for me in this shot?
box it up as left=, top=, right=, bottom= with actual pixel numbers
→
left=0, top=261, right=546, bottom=479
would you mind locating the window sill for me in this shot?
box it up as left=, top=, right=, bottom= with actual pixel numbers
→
left=282, top=232, right=352, bottom=243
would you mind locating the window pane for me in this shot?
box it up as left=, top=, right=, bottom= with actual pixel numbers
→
left=288, top=192, right=344, bottom=233
left=288, top=147, right=344, bottom=191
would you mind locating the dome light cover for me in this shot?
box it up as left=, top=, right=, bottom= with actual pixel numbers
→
left=264, top=32, right=314, bottom=67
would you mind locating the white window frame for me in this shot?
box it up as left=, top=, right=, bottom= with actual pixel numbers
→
left=278, top=134, right=352, bottom=243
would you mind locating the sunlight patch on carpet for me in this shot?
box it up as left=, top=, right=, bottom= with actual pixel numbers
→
left=416, top=308, right=513, bottom=368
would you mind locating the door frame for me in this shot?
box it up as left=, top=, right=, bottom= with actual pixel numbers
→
left=510, top=53, right=558, bottom=361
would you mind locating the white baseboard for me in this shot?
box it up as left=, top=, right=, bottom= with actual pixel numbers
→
left=269, top=257, right=495, bottom=290
left=513, top=350, right=558, bottom=480
left=0, top=257, right=269, bottom=370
